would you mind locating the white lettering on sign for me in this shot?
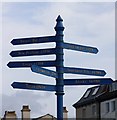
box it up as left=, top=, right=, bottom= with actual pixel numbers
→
left=26, top=84, right=46, bottom=89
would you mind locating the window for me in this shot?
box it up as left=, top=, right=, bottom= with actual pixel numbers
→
left=82, top=108, right=86, bottom=118
left=105, top=102, right=110, bottom=113
left=92, top=105, right=96, bottom=116
left=92, top=87, right=99, bottom=95
left=111, top=101, right=116, bottom=112
left=110, top=82, right=117, bottom=92
left=84, top=89, right=91, bottom=98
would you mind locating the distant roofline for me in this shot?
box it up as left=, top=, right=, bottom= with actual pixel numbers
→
left=32, top=113, right=56, bottom=120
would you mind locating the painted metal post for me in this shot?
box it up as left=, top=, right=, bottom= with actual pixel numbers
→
left=54, top=15, right=65, bottom=120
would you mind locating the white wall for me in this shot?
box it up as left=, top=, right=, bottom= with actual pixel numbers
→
left=101, top=98, right=116, bottom=119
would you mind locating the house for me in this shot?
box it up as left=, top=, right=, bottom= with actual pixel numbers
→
left=32, top=107, right=68, bottom=120
left=2, top=105, right=30, bottom=120
left=73, top=80, right=117, bottom=120
left=2, top=105, right=68, bottom=120
left=99, top=81, right=117, bottom=119
left=2, top=111, right=17, bottom=120
left=32, top=114, right=56, bottom=120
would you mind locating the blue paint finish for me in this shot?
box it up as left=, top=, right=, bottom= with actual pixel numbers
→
left=10, top=48, right=56, bottom=57
left=11, top=82, right=56, bottom=92
left=54, top=15, right=65, bottom=120
left=7, top=60, right=56, bottom=68
left=63, top=67, right=106, bottom=76
left=62, top=42, right=98, bottom=54
left=11, top=36, right=56, bottom=45
left=64, top=78, right=113, bottom=85
left=31, top=65, right=58, bottom=78
left=57, top=94, right=63, bottom=120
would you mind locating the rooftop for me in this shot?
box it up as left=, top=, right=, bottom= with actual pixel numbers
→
left=73, top=80, right=117, bottom=108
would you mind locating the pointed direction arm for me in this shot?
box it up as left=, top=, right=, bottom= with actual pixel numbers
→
left=63, top=67, right=106, bottom=76
left=62, top=42, right=98, bottom=54
left=10, top=48, right=56, bottom=57
left=11, top=82, right=56, bottom=92
left=11, top=36, right=56, bottom=45
left=7, top=60, right=56, bottom=68
left=31, top=65, right=58, bottom=78
left=64, top=78, right=113, bottom=85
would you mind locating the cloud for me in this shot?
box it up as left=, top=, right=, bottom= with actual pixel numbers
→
left=1, top=90, right=55, bottom=118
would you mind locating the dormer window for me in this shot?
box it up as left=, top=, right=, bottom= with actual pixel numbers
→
left=92, top=87, right=99, bottom=95
left=110, top=82, right=117, bottom=92
left=84, top=89, right=91, bottom=98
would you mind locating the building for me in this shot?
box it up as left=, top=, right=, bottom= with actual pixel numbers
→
left=99, top=81, right=117, bottom=119
left=32, top=114, right=56, bottom=120
left=3, top=111, right=17, bottom=120
left=73, top=80, right=117, bottom=120
left=2, top=105, right=68, bottom=120
left=32, top=107, right=68, bottom=120
left=2, top=105, right=30, bottom=120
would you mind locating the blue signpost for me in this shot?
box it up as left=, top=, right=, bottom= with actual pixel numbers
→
left=64, top=78, right=113, bottom=85
left=31, top=65, right=58, bottom=78
left=8, top=15, right=113, bottom=120
left=63, top=67, right=106, bottom=76
left=7, top=60, right=56, bottom=68
left=11, top=82, right=56, bottom=91
left=54, top=15, right=65, bottom=120
left=62, top=42, right=98, bottom=54
left=11, top=36, right=56, bottom=45
left=10, top=48, right=56, bottom=57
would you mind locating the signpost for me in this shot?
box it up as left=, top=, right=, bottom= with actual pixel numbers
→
left=11, top=36, right=56, bottom=45
left=10, top=48, right=56, bottom=57
left=64, top=78, right=113, bottom=85
left=8, top=15, right=113, bottom=120
left=62, top=42, right=98, bottom=54
left=31, top=65, right=58, bottom=78
left=63, top=67, right=106, bottom=76
left=7, top=60, right=56, bottom=68
left=11, top=82, right=56, bottom=92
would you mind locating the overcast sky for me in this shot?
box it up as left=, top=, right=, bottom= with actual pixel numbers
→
left=1, top=1, right=116, bottom=119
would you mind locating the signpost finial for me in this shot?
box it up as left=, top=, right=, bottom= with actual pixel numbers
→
left=56, top=15, right=63, bottom=21
left=54, top=15, right=64, bottom=35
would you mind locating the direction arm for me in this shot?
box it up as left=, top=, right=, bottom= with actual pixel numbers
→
left=31, top=65, right=58, bottom=78
left=64, top=78, right=113, bottom=85
left=62, top=42, right=98, bottom=54
left=11, top=36, right=56, bottom=45
left=11, top=82, right=56, bottom=92
left=10, top=48, right=56, bottom=57
left=7, top=60, right=56, bottom=68
left=63, top=67, right=106, bottom=76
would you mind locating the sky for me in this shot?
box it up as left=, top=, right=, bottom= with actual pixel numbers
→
left=1, top=0, right=116, bottom=119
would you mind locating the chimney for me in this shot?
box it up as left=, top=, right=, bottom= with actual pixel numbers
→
left=21, top=105, right=31, bottom=120
left=4, top=111, right=17, bottom=119
left=63, top=107, right=68, bottom=120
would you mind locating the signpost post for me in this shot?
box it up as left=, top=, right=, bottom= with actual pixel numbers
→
left=8, top=15, right=113, bottom=120
left=54, top=15, right=65, bottom=120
